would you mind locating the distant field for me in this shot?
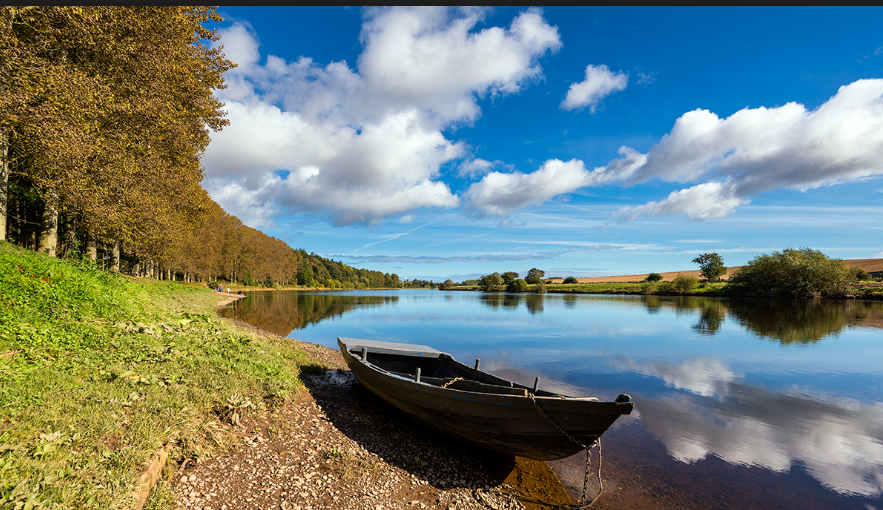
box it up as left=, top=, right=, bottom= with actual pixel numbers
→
left=548, top=258, right=883, bottom=283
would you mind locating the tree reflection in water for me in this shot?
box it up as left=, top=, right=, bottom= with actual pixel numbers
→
left=220, top=291, right=399, bottom=337
left=638, top=295, right=883, bottom=344
left=479, top=293, right=545, bottom=314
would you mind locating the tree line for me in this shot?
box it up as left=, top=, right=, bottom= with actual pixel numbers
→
left=0, top=7, right=398, bottom=289
left=464, top=250, right=874, bottom=298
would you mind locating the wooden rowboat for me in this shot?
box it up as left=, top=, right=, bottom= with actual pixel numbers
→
left=338, top=337, right=634, bottom=461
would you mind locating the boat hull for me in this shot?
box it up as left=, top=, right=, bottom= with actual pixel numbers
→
left=338, top=337, right=633, bottom=461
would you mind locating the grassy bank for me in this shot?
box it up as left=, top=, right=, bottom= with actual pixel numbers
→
left=0, top=242, right=322, bottom=509
left=447, top=281, right=729, bottom=296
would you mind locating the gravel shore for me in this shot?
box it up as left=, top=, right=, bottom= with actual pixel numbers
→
left=172, top=326, right=573, bottom=510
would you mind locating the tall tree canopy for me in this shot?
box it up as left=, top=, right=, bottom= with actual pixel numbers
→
left=0, top=7, right=397, bottom=289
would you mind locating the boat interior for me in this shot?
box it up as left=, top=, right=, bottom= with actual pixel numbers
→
left=351, top=349, right=569, bottom=398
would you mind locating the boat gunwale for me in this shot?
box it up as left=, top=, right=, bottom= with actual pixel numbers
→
left=337, top=337, right=631, bottom=408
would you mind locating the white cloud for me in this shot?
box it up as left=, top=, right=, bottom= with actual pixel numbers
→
left=612, top=180, right=749, bottom=222
left=592, top=79, right=883, bottom=221
left=465, top=159, right=592, bottom=216
left=457, top=158, right=497, bottom=178
left=560, top=64, right=628, bottom=112
left=204, top=8, right=561, bottom=226
left=359, top=7, right=561, bottom=124
left=876, top=46, right=883, bottom=56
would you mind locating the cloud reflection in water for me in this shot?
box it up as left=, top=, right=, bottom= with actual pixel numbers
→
left=621, top=356, right=883, bottom=497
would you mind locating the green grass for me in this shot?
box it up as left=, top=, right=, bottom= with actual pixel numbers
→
left=0, top=241, right=320, bottom=509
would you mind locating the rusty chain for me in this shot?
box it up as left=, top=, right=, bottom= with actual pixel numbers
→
left=526, top=391, right=602, bottom=509
left=439, top=375, right=603, bottom=509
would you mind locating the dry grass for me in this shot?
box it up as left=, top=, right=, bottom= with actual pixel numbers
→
left=549, top=258, right=883, bottom=283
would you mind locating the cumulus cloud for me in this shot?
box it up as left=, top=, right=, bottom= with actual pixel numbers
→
left=465, top=159, right=593, bottom=216
left=359, top=7, right=561, bottom=123
left=204, top=8, right=561, bottom=226
left=612, top=180, right=749, bottom=222
left=560, top=64, right=628, bottom=112
left=587, top=79, right=883, bottom=222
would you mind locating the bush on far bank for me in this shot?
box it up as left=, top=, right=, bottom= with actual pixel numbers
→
left=507, top=279, right=529, bottom=292
left=851, top=267, right=871, bottom=281
left=727, top=247, right=855, bottom=298
left=655, top=274, right=699, bottom=295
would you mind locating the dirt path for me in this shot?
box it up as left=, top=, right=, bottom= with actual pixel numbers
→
left=172, top=326, right=573, bottom=510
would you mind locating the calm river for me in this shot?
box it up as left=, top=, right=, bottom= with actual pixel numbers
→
left=221, top=290, right=883, bottom=509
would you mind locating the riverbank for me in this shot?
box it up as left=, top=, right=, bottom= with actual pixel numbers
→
left=164, top=332, right=572, bottom=510
left=0, top=242, right=318, bottom=509
left=445, top=282, right=883, bottom=300
left=0, top=242, right=573, bottom=509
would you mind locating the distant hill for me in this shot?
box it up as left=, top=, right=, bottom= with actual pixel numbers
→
left=549, top=258, right=883, bottom=283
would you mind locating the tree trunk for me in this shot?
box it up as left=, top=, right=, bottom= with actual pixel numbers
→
left=37, top=189, right=59, bottom=256
left=0, top=129, right=8, bottom=242
left=110, top=240, right=120, bottom=272
left=86, top=233, right=97, bottom=262
left=63, top=214, right=77, bottom=257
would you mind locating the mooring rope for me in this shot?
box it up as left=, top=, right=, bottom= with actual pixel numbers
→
left=440, top=377, right=465, bottom=388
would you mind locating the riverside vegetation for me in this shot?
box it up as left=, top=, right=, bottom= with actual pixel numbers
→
left=457, top=248, right=882, bottom=300
left=0, top=241, right=326, bottom=509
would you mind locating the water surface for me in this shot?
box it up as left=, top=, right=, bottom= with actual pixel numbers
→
left=222, top=290, right=883, bottom=509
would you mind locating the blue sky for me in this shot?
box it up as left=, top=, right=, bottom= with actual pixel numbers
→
left=202, top=7, right=883, bottom=281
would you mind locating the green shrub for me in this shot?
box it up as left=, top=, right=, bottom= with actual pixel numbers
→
left=851, top=267, right=870, bottom=281
left=563, top=276, right=579, bottom=284
left=479, top=272, right=503, bottom=291
left=507, top=279, right=529, bottom=292
left=728, top=247, right=854, bottom=298
left=673, top=274, right=699, bottom=293
left=640, top=281, right=658, bottom=294
left=657, top=281, right=675, bottom=294
left=645, top=273, right=663, bottom=282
